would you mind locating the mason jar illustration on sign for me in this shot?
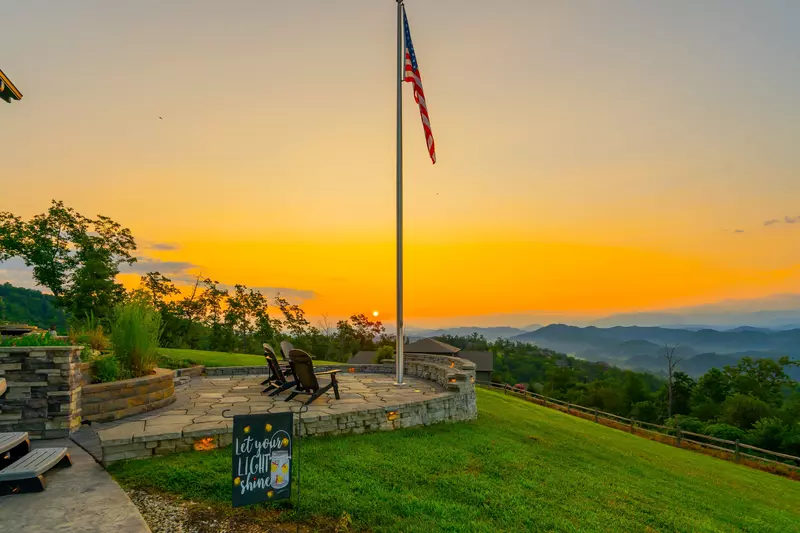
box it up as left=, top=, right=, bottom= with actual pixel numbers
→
left=270, top=449, right=290, bottom=489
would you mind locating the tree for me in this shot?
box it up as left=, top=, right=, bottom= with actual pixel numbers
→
left=748, top=417, right=787, bottom=451
left=663, top=344, right=682, bottom=418
left=139, top=272, right=180, bottom=309
left=350, top=313, right=387, bottom=348
left=691, top=367, right=730, bottom=421
left=723, top=357, right=795, bottom=406
left=274, top=295, right=309, bottom=337
left=721, top=394, right=774, bottom=429
left=0, top=200, right=136, bottom=321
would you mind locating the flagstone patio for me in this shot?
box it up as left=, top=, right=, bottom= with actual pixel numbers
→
left=94, top=370, right=474, bottom=464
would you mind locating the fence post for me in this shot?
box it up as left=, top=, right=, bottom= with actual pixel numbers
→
left=735, top=439, right=740, bottom=461
left=567, top=402, right=571, bottom=414
left=676, top=423, right=682, bottom=448
left=594, top=408, right=598, bottom=423
left=543, top=397, right=547, bottom=408
left=630, top=416, right=635, bottom=433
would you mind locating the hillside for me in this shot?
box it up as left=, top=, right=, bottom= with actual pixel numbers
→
left=0, top=282, right=67, bottom=330
left=109, top=389, right=799, bottom=532
left=407, top=325, right=530, bottom=341
left=513, top=324, right=800, bottom=377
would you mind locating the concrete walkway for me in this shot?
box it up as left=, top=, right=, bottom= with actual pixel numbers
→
left=0, top=438, right=150, bottom=533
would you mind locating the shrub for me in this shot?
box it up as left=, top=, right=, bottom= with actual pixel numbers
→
left=692, top=400, right=723, bottom=421
left=630, top=400, right=660, bottom=423
left=373, top=345, right=394, bottom=363
left=720, top=394, right=773, bottom=429
left=92, top=355, right=128, bottom=383
left=111, top=297, right=161, bottom=377
left=0, top=333, right=69, bottom=347
left=667, top=415, right=706, bottom=434
left=747, top=417, right=787, bottom=451
left=782, top=423, right=800, bottom=456
left=69, top=315, right=110, bottom=353
left=704, top=423, right=748, bottom=442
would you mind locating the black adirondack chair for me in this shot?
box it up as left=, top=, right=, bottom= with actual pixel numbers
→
left=285, top=349, right=340, bottom=405
left=262, top=346, right=298, bottom=396
left=279, top=340, right=294, bottom=361
left=261, top=343, right=283, bottom=387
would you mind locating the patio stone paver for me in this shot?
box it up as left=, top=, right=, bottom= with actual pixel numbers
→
left=95, top=372, right=449, bottom=453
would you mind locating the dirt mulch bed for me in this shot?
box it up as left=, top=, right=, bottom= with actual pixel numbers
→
left=126, top=489, right=353, bottom=533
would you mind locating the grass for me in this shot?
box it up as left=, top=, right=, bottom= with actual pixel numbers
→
left=109, top=389, right=800, bottom=532
left=157, top=347, right=339, bottom=368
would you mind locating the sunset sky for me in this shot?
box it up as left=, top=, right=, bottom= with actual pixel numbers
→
left=2, top=1, right=800, bottom=327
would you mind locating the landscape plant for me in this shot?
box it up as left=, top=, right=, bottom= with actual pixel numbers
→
left=110, top=297, right=161, bottom=377
left=0, top=332, right=70, bottom=347
left=92, top=354, right=128, bottom=383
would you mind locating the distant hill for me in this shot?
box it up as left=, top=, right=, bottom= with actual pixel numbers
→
left=406, top=326, right=528, bottom=342
left=511, top=324, right=800, bottom=378
left=0, top=283, right=67, bottom=330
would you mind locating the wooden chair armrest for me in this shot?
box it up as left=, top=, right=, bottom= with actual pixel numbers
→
left=315, top=369, right=341, bottom=376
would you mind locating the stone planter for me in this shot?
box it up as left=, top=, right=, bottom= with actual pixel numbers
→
left=81, top=368, right=175, bottom=423
left=0, top=346, right=83, bottom=439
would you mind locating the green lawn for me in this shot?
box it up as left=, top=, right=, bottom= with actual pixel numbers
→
left=109, top=389, right=800, bottom=533
left=158, top=347, right=339, bottom=368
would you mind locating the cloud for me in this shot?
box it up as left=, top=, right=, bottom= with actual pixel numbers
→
left=733, top=229, right=745, bottom=233
left=764, top=215, right=800, bottom=226
left=149, top=242, right=180, bottom=251
left=120, top=257, right=199, bottom=275
left=218, top=283, right=316, bottom=302
left=0, top=257, right=39, bottom=289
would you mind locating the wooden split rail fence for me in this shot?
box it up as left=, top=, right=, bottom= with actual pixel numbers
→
left=476, top=381, right=800, bottom=475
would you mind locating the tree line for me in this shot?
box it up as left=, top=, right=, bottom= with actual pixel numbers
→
left=440, top=334, right=800, bottom=457
left=0, top=200, right=394, bottom=361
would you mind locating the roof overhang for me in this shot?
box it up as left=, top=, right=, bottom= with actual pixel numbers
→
left=0, top=69, right=23, bottom=102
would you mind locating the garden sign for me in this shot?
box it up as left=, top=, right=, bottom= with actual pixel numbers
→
left=231, top=412, right=293, bottom=507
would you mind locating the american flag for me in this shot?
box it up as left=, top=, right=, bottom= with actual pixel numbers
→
left=403, top=7, right=436, bottom=164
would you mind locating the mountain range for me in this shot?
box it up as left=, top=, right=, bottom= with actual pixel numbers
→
left=511, top=324, right=800, bottom=378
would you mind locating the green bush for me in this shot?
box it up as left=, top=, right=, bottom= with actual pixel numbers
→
left=720, top=393, right=773, bottom=429
left=630, top=400, right=660, bottom=423
left=111, top=297, right=162, bottom=377
left=92, top=355, right=128, bottom=383
left=747, top=417, right=787, bottom=451
left=667, top=415, right=706, bottom=434
left=373, top=345, right=395, bottom=363
left=69, top=313, right=110, bottom=352
left=704, top=423, right=748, bottom=442
left=0, top=332, right=69, bottom=347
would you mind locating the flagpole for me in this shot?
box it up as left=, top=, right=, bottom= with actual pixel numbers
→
left=395, top=0, right=405, bottom=385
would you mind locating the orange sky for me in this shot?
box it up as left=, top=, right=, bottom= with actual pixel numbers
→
left=2, top=1, right=800, bottom=327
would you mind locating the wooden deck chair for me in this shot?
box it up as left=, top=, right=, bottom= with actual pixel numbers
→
left=279, top=340, right=294, bottom=361
left=262, top=346, right=299, bottom=396
left=261, top=343, right=281, bottom=387
left=285, top=349, right=340, bottom=405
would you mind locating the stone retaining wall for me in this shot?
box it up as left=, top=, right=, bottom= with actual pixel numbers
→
left=81, top=368, right=176, bottom=423
left=79, top=362, right=92, bottom=387
left=100, top=354, right=477, bottom=463
left=0, top=346, right=83, bottom=439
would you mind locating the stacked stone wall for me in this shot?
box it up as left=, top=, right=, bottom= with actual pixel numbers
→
left=0, top=346, right=83, bottom=439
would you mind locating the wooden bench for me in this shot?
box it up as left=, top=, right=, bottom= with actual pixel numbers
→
left=0, top=447, right=72, bottom=494
left=0, top=432, right=30, bottom=467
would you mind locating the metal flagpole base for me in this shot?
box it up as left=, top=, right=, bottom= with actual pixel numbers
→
left=393, top=381, right=409, bottom=387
